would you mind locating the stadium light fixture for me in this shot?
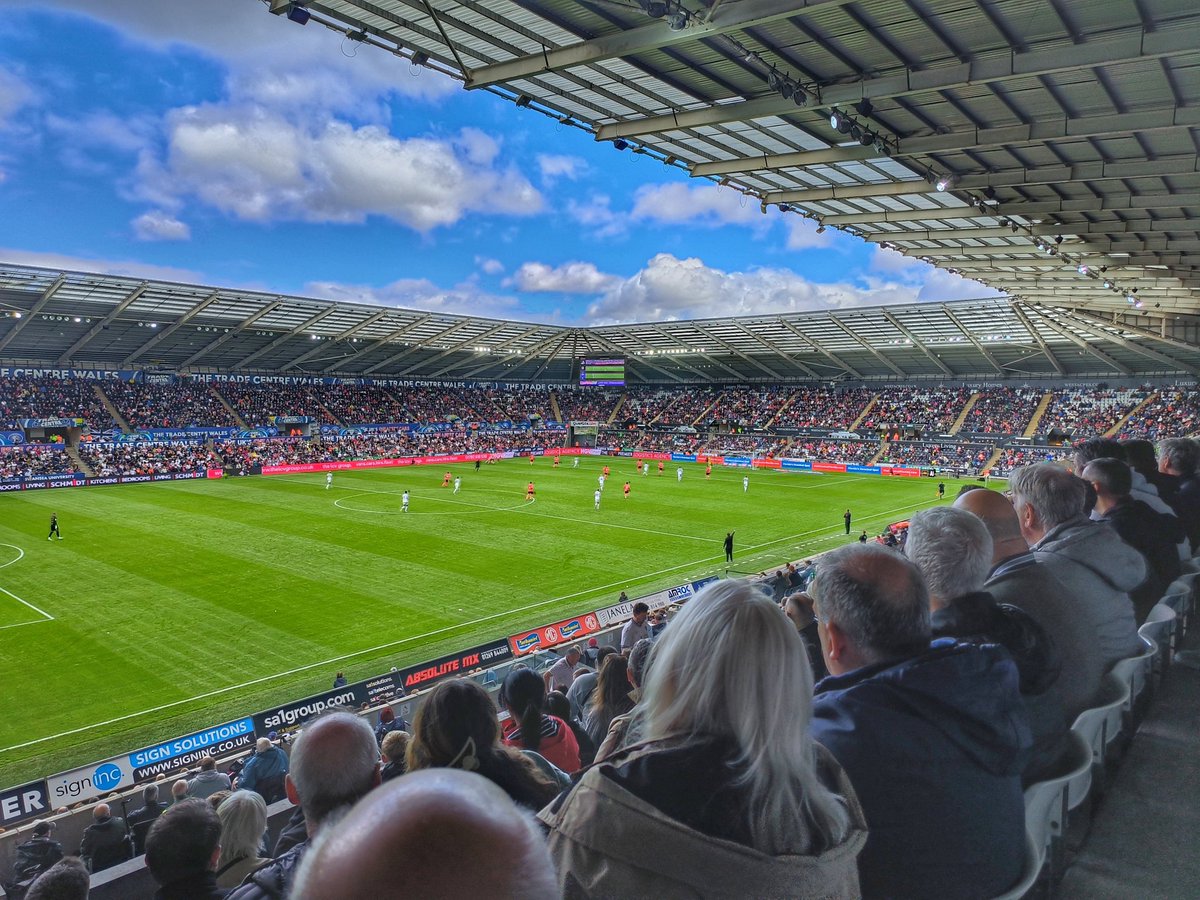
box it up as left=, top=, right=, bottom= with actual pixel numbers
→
left=666, top=9, right=688, bottom=29
left=515, top=94, right=532, bottom=108
left=285, top=3, right=311, bottom=25
left=935, top=175, right=954, bottom=192
left=816, top=224, right=826, bottom=234
left=613, top=138, right=629, bottom=151
left=1076, top=264, right=1089, bottom=275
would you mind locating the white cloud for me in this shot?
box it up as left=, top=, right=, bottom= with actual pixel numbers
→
left=0, top=65, right=36, bottom=128
left=0, top=246, right=203, bottom=282
left=132, top=210, right=190, bottom=242
left=784, top=216, right=834, bottom=251
left=134, top=106, right=543, bottom=231
left=870, top=245, right=924, bottom=273
left=631, top=183, right=761, bottom=228
left=536, top=154, right=586, bottom=184
left=476, top=256, right=505, bottom=275
left=585, top=253, right=940, bottom=325
left=566, top=194, right=624, bottom=238
left=509, top=261, right=621, bottom=294
left=306, top=277, right=535, bottom=321
left=869, top=245, right=1003, bottom=302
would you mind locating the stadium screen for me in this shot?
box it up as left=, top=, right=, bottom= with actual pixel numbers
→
left=579, top=357, right=625, bottom=386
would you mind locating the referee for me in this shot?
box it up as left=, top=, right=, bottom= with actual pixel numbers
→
left=48, top=512, right=62, bottom=541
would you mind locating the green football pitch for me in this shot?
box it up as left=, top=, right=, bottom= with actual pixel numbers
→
left=0, top=458, right=954, bottom=788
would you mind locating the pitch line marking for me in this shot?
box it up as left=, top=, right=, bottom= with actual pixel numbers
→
left=0, top=498, right=933, bottom=755
left=0, top=544, right=55, bottom=625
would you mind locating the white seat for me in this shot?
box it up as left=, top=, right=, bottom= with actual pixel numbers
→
left=991, top=831, right=1042, bottom=900
left=1109, top=635, right=1157, bottom=725
left=1068, top=673, right=1128, bottom=808
left=1161, top=580, right=1192, bottom=637
left=1024, top=730, right=1093, bottom=887
left=1139, top=603, right=1177, bottom=687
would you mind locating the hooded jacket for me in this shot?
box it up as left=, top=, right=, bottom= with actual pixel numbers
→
left=11, top=835, right=63, bottom=881
left=1030, top=515, right=1143, bottom=669
left=225, top=842, right=307, bottom=900
left=187, top=769, right=232, bottom=801
left=538, top=739, right=867, bottom=899
left=811, top=640, right=1030, bottom=900
left=237, top=745, right=289, bottom=798
left=986, top=552, right=1107, bottom=722
left=932, top=591, right=1067, bottom=784
left=1098, top=498, right=1184, bottom=623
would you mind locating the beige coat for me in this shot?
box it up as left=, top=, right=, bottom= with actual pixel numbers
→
left=537, top=743, right=867, bottom=899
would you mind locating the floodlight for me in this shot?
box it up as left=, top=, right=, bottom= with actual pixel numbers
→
left=286, top=4, right=310, bottom=25
left=613, top=138, right=629, bottom=151
left=935, top=175, right=953, bottom=192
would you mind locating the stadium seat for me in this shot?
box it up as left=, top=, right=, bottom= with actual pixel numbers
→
left=1069, top=674, right=1129, bottom=808
left=1109, top=636, right=1157, bottom=728
left=1139, top=604, right=1177, bottom=690
left=991, top=832, right=1042, bottom=900
left=1023, top=730, right=1093, bottom=889
left=1163, top=575, right=1196, bottom=637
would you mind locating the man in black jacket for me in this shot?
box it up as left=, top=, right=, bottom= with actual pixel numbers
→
left=227, top=710, right=381, bottom=900
left=6, top=820, right=63, bottom=896
left=906, top=506, right=1066, bottom=785
left=145, top=799, right=226, bottom=900
left=128, top=784, right=169, bottom=855
left=79, top=803, right=130, bottom=874
left=1084, top=457, right=1183, bottom=623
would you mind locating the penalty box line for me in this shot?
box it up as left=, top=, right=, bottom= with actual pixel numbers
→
left=0, top=543, right=54, bottom=627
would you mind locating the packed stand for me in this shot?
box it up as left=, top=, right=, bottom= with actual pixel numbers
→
left=988, top=444, right=1072, bottom=477
left=789, top=439, right=879, bottom=465
left=101, top=381, right=238, bottom=429
left=696, top=434, right=791, bottom=457
left=0, top=374, right=112, bottom=430
left=860, top=387, right=972, bottom=434
left=553, top=386, right=620, bottom=423
left=0, top=445, right=78, bottom=480
left=78, top=442, right=219, bottom=476
left=620, top=386, right=720, bottom=427
left=317, top=385, right=413, bottom=425
left=882, top=441, right=994, bottom=472
left=959, top=387, right=1042, bottom=435
left=1038, top=387, right=1149, bottom=438
left=603, top=429, right=703, bottom=454
left=772, top=387, right=874, bottom=430
left=485, top=385, right=552, bottom=423
left=1117, top=389, right=1200, bottom=440
left=213, top=384, right=333, bottom=426
left=700, top=387, right=795, bottom=430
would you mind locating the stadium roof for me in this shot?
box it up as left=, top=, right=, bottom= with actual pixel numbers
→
left=2, top=263, right=1199, bottom=381
left=254, top=0, right=1200, bottom=314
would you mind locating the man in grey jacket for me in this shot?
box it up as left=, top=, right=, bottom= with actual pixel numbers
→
left=1009, top=464, right=1143, bottom=670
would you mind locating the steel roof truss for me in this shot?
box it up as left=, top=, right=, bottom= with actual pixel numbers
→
left=123, top=291, right=221, bottom=366
left=0, top=274, right=65, bottom=353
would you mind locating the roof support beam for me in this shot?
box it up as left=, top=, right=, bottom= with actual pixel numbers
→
left=460, top=330, right=569, bottom=378
left=465, top=0, right=854, bottom=89
left=581, top=331, right=687, bottom=383
left=767, top=180, right=931, bottom=204
left=1026, top=308, right=1131, bottom=375
left=1010, top=303, right=1065, bottom=375
left=392, top=322, right=512, bottom=377
left=1045, top=308, right=1198, bottom=375
left=325, top=314, right=435, bottom=372
left=729, top=322, right=820, bottom=378
left=430, top=325, right=543, bottom=377
left=774, top=317, right=863, bottom=377
left=596, top=18, right=1199, bottom=141
left=691, top=145, right=877, bottom=178
left=692, top=323, right=788, bottom=380
left=179, top=301, right=283, bottom=369
left=57, top=283, right=147, bottom=363
left=0, top=274, right=65, bottom=353
left=819, top=193, right=1195, bottom=226
left=828, top=314, right=906, bottom=377
left=281, top=309, right=391, bottom=371
left=880, top=311, right=953, bottom=375
left=955, top=156, right=1200, bottom=192
left=123, top=292, right=220, bottom=366
left=235, top=308, right=337, bottom=370
left=1061, top=308, right=1200, bottom=359
left=941, top=306, right=1003, bottom=373
left=361, top=320, right=474, bottom=375
left=644, top=324, right=745, bottom=380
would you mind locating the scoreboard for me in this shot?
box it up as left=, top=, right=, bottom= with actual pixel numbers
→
left=579, top=358, right=625, bottom=386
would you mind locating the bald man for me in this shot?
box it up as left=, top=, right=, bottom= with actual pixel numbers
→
left=291, top=769, right=557, bottom=900
left=809, top=543, right=1028, bottom=899
left=228, top=710, right=381, bottom=900
left=78, top=802, right=129, bottom=874
left=955, top=488, right=1105, bottom=722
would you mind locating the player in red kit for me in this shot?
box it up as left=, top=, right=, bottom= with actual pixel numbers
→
left=442, top=470, right=452, bottom=487
left=623, top=481, right=631, bottom=499
left=705, top=463, right=712, bottom=479
left=526, top=481, right=535, bottom=501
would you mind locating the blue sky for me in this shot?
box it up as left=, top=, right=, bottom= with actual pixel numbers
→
left=0, top=0, right=997, bottom=325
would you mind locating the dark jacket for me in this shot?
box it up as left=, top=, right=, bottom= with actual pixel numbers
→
left=155, top=870, right=229, bottom=899
left=811, top=640, right=1030, bottom=900
left=237, top=746, right=289, bottom=801
left=272, top=807, right=307, bottom=857
left=80, top=815, right=130, bottom=873
left=11, top=836, right=63, bottom=881
left=226, top=843, right=307, bottom=900
left=128, top=800, right=169, bottom=855
left=986, top=552, right=1107, bottom=723
left=1099, top=498, right=1184, bottom=623
left=932, top=591, right=1068, bottom=784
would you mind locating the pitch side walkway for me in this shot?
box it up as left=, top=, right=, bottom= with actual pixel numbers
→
left=1060, top=628, right=1200, bottom=898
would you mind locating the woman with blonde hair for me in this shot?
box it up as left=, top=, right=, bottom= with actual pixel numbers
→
left=215, top=790, right=269, bottom=888
left=539, top=579, right=867, bottom=898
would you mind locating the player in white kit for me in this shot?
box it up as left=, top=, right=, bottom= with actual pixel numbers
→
left=401, top=490, right=410, bottom=512
left=743, top=475, right=749, bottom=492
left=594, top=488, right=602, bottom=510
left=676, top=467, right=683, bottom=481
left=326, top=472, right=333, bottom=490
left=453, top=476, right=461, bottom=494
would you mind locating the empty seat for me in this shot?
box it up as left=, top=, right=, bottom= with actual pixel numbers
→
left=1139, top=604, right=1177, bottom=688
left=1109, top=636, right=1157, bottom=726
